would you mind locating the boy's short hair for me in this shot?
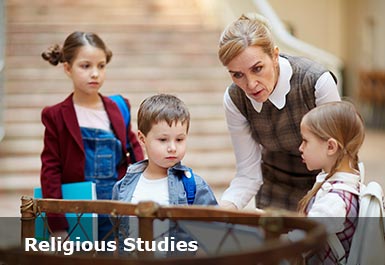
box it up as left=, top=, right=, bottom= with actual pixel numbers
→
left=137, top=94, right=190, bottom=136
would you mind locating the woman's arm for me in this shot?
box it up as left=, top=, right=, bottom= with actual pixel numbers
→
left=314, top=72, right=341, bottom=106
left=220, top=88, right=264, bottom=209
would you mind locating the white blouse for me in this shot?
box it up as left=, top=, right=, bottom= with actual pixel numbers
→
left=221, top=56, right=341, bottom=209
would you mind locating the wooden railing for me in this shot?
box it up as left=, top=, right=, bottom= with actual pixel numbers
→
left=0, top=196, right=327, bottom=265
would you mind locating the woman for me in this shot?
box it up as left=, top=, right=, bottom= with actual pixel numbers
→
left=218, top=14, right=341, bottom=210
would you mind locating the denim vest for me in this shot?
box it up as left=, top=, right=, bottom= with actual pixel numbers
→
left=81, top=127, right=122, bottom=200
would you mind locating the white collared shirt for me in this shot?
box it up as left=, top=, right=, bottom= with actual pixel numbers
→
left=221, top=56, right=341, bottom=209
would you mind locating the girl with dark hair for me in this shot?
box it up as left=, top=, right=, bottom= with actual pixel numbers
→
left=40, top=31, right=144, bottom=241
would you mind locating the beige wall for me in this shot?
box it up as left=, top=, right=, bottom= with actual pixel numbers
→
left=270, top=0, right=385, bottom=97
left=269, top=0, right=345, bottom=60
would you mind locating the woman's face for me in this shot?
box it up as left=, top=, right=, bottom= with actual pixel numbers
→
left=226, top=46, right=279, bottom=103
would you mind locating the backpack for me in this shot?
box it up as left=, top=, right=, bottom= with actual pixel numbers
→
left=181, top=168, right=196, bottom=205
left=327, top=165, right=385, bottom=265
left=109, top=94, right=137, bottom=163
left=109, top=94, right=196, bottom=204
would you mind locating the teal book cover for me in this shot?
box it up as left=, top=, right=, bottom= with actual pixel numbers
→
left=33, top=181, right=97, bottom=242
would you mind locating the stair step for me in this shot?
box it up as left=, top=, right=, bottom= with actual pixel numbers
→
left=3, top=119, right=229, bottom=139
left=5, top=79, right=229, bottom=94
left=8, top=30, right=221, bottom=45
left=6, top=52, right=223, bottom=68
left=0, top=134, right=233, bottom=156
left=0, top=173, right=40, bottom=190
left=4, top=105, right=227, bottom=123
left=4, top=91, right=225, bottom=108
left=3, top=120, right=230, bottom=136
left=0, top=170, right=232, bottom=192
left=6, top=67, right=227, bottom=81
left=4, top=123, right=43, bottom=138
left=0, top=153, right=234, bottom=192
left=7, top=0, right=205, bottom=25
left=0, top=152, right=235, bottom=175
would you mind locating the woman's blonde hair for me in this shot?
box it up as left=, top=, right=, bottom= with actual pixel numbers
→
left=218, top=13, right=275, bottom=66
left=297, top=101, right=365, bottom=214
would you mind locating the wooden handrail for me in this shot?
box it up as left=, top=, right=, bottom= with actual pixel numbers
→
left=14, top=196, right=327, bottom=264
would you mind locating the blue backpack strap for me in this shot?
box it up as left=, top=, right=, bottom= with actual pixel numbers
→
left=109, top=94, right=136, bottom=163
left=109, top=94, right=130, bottom=126
left=181, top=168, right=196, bottom=205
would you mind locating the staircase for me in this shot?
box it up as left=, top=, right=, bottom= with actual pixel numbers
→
left=0, top=0, right=235, bottom=193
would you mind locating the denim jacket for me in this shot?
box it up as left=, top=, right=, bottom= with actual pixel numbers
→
left=112, top=160, right=218, bottom=206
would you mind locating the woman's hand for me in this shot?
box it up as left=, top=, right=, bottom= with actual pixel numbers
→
left=219, top=200, right=238, bottom=210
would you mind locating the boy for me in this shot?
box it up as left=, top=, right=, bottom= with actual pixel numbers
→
left=112, top=94, right=217, bottom=256
left=112, top=93, right=217, bottom=206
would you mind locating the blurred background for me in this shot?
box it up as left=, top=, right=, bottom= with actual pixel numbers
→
left=0, top=0, right=384, bottom=216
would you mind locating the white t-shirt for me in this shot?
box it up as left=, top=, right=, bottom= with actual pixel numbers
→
left=131, top=174, right=170, bottom=205
left=130, top=174, right=170, bottom=255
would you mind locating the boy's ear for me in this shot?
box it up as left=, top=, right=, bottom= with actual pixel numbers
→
left=327, top=138, right=339, bottom=155
left=137, top=130, right=145, bottom=145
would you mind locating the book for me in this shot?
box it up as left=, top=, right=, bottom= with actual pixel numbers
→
left=33, top=181, right=98, bottom=242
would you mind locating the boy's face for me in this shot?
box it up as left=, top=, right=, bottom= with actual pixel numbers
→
left=138, top=120, right=188, bottom=175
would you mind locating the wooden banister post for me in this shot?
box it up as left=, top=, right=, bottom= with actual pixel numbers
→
left=136, top=201, right=159, bottom=258
left=20, top=196, right=36, bottom=247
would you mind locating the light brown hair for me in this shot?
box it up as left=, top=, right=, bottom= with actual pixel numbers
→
left=137, top=94, right=190, bottom=136
left=297, top=101, right=365, bottom=214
